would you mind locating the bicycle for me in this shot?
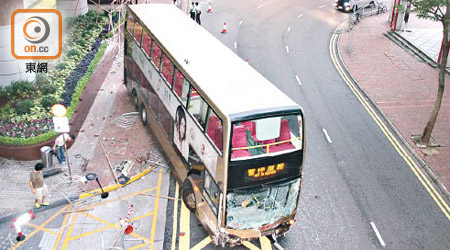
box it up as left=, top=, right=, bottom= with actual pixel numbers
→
left=376, top=1, right=388, bottom=14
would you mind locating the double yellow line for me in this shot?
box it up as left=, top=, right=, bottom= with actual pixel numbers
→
left=329, top=23, right=450, bottom=220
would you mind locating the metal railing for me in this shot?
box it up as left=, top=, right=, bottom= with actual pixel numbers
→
left=347, top=1, right=388, bottom=31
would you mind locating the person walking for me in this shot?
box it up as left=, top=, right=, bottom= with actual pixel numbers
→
left=195, top=2, right=201, bottom=25
left=190, top=2, right=196, bottom=20
left=53, top=133, right=75, bottom=166
left=29, top=163, right=49, bottom=209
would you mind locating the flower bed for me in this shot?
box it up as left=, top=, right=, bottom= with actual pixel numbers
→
left=0, top=10, right=119, bottom=147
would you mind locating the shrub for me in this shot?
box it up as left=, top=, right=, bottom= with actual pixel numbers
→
left=35, top=73, right=49, bottom=85
left=0, top=86, right=6, bottom=99
left=56, top=62, right=69, bottom=70
left=68, top=48, right=82, bottom=57
left=6, top=80, right=35, bottom=100
left=39, top=83, right=58, bottom=95
left=15, top=99, right=34, bottom=115
left=40, top=95, right=58, bottom=109
left=76, top=39, right=87, bottom=47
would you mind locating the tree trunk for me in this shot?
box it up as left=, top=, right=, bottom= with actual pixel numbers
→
left=419, top=6, right=450, bottom=146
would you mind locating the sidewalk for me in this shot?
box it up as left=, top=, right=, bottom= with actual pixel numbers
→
left=0, top=38, right=168, bottom=220
left=338, top=12, right=450, bottom=197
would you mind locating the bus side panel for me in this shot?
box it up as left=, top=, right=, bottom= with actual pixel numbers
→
left=127, top=32, right=221, bottom=179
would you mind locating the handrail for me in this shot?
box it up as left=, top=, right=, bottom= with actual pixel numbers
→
left=231, top=136, right=302, bottom=151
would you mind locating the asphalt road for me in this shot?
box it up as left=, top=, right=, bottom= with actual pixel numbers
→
left=193, top=0, right=450, bottom=249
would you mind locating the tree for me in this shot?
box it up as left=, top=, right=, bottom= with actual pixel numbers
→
left=409, top=0, right=449, bottom=147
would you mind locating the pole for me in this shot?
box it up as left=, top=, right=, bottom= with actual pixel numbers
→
left=63, top=133, right=72, bottom=181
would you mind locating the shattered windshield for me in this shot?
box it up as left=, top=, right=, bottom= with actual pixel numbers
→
left=226, top=178, right=300, bottom=230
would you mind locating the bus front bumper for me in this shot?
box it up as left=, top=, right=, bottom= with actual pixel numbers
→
left=213, top=219, right=294, bottom=247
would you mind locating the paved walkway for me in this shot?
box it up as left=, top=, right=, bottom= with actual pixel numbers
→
left=338, top=12, right=450, bottom=197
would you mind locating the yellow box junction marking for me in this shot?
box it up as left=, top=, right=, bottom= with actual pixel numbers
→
left=52, top=206, right=72, bottom=250
left=10, top=204, right=69, bottom=250
left=190, top=236, right=212, bottom=250
left=61, top=211, right=79, bottom=250
left=26, top=222, right=58, bottom=235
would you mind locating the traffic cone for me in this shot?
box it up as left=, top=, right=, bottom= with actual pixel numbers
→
left=221, top=22, right=227, bottom=33
left=246, top=58, right=249, bottom=64
left=207, top=3, right=212, bottom=13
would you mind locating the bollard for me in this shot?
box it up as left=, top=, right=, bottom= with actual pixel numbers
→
left=95, top=177, right=109, bottom=199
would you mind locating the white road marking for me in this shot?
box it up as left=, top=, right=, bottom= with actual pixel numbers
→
left=319, top=5, right=325, bottom=9
left=285, top=45, right=289, bottom=54
left=287, top=26, right=291, bottom=32
left=257, top=4, right=263, bottom=9
left=234, top=42, right=237, bottom=48
left=239, top=20, right=243, bottom=26
left=298, top=14, right=303, bottom=18
left=295, top=74, right=302, bottom=86
left=370, top=222, right=386, bottom=247
left=322, top=129, right=332, bottom=143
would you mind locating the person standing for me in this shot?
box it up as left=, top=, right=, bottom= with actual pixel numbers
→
left=195, top=2, right=202, bottom=25
left=53, top=133, right=75, bottom=166
left=403, top=2, right=412, bottom=31
left=29, top=163, right=49, bottom=208
left=190, top=2, right=196, bottom=20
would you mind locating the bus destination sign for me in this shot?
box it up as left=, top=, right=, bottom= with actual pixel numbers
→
left=246, top=163, right=286, bottom=180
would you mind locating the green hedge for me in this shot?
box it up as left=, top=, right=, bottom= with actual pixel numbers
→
left=0, top=42, right=108, bottom=146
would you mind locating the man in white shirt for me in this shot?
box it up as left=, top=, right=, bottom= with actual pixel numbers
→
left=53, top=133, right=75, bottom=166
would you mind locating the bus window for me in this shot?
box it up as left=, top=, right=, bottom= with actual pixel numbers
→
left=134, top=21, right=143, bottom=45
left=151, top=42, right=162, bottom=70
left=231, top=114, right=302, bottom=160
left=173, top=68, right=190, bottom=107
left=142, top=30, right=152, bottom=57
left=127, top=14, right=135, bottom=35
left=161, top=54, right=174, bottom=87
left=206, top=110, right=223, bottom=152
left=203, top=170, right=220, bottom=214
left=188, top=86, right=208, bottom=128
left=226, top=178, right=301, bottom=230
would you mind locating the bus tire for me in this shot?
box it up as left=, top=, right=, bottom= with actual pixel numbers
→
left=132, top=89, right=138, bottom=111
left=181, top=180, right=196, bottom=212
left=140, top=104, right=148, bottom=126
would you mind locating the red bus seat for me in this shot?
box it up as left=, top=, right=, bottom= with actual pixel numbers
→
left=270, top=119, right=295, bottom=152
left=232, top=126, right=251, bottom=159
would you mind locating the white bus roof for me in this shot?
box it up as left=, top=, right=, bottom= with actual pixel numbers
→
left=129, top=4, right=300, bottom=117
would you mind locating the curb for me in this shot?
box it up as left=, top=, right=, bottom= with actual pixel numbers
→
left=79, top=165, right=156, bottom=199
left=0, top=196, right=76, bottom=225
left=0, top=164, right=156, bottom=225
left=385, top=31, right=450, bottom=75
left=334, top=23, right=450, bottom=201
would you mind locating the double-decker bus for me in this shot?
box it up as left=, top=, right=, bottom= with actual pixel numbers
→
left=124, top=4, right=305, bottom=247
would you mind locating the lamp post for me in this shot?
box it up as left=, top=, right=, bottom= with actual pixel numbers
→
left=51, top=104, right=72, bottom=180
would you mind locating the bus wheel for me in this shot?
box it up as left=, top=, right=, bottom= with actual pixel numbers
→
left=132, top=89, right=138, bottom=110
left=140, top=104, right=148, bottom=126
left=182, top=180, right=196, bottom=212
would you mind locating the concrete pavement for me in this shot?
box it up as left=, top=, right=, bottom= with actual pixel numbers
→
left=338, top=12, right=450, bottom=199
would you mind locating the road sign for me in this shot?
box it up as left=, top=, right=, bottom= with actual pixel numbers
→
left=52, top=116, right=70, bottom=133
